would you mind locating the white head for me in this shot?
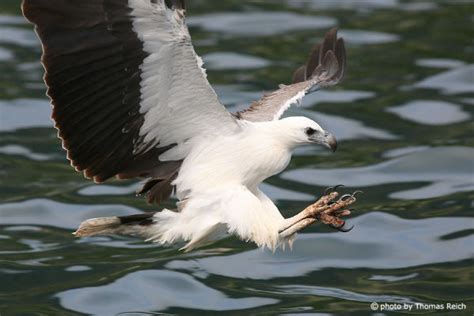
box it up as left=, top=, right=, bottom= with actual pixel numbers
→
left=274, top=116, right=337, bottom=151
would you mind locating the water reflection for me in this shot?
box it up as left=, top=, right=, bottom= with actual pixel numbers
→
left=0, top=98, right=52, bottom=131
left=416, top=58, right=466, bottom=69
left=0, top=14, right=25, bottom=25
left=282, top=146, right=474, bottom=200
left=0, top=144, right=57, bottom=161
left=273, top=284, right=414, bottom=304
left=300, top=90, right=375, bottom=107
left=0, top=25, right=38, bottom=47
left=414, top=64, right=474, bottom=95
left=369, top=273, right=418, bottom=282
left=339, top=30, right=400, bottom=45
left=386, top=100, right=470, bottom=125
left=65, top=265, right=92, bottom=272
left=288, top=0, right=437, bottom=12
left=0, top=46, right=13, bottom=61
left=188, top=12, right=336, bottom=36
left=57, top=269, right=278, bottom=315
left=203, top=52, right=270, bottom=70
left=287, top=0, right=400, bottom=11
left=0, top=199, right=141, bottom=229
left=78, top=182, right=142, bottom=196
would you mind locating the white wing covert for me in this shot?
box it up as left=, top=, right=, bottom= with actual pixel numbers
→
left=129, top=0, right=238, bottom=149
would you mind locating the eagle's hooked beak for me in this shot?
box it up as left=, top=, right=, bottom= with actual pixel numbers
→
left=312, top=131, right=337, bottom=152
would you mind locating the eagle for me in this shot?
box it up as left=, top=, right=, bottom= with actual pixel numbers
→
left=22, top=0, right=360, bottom=251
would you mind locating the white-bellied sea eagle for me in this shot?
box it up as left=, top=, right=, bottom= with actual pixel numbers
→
left=22, top=0, right=360, bottom=251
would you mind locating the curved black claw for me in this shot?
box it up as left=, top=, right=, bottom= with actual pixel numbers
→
left=324, top=184, right=344, bottom=195
left=340, top=193, right=353, bottom=201
left=330, top=222, right=354, bottom=233
left=351, top=190, right=364, bottom=198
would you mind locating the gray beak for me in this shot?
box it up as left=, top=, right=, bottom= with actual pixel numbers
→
left=312, top=131, right=337, bottom=152
left=325, top=132, right=338, bottom=152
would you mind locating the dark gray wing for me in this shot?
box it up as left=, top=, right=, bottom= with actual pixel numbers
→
left=22, top=0, right=238, bottom=204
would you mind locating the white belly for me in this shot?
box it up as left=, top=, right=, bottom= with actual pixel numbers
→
left=149, top=184, right=286, bottom=251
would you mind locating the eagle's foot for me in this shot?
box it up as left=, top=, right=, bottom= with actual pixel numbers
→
left=311, top=188, right=361, bottom=232
left=279, top=186, right=360, bottom=238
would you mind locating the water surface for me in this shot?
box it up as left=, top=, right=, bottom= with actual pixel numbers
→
left=0, top=0, right=473, bottom=315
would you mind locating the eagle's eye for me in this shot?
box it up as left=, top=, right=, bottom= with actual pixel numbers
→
left=305, top=127, right=316, bottom=136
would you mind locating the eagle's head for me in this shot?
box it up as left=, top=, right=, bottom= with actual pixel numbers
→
left=278, top=116, right=337, bottom=152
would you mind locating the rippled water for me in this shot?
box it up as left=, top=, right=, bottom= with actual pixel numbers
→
left=1, top=0, right=473, bottom=315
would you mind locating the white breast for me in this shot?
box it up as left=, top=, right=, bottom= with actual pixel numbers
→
left=173, top=124, right=292, bottom=199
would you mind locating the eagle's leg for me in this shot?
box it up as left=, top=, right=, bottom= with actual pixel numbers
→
left=279, top=188, right=359, bottom=238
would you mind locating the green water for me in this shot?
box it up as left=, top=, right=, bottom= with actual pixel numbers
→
left=0, top=0, right=473, bottom=315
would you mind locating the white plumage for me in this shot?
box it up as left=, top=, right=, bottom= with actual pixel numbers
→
left=22, top=0, right=347, bottom=251
left=152, top=118, right=324, bottom=251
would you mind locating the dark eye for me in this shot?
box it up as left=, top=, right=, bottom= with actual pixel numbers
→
left=305, top=127, right=316, bottom=136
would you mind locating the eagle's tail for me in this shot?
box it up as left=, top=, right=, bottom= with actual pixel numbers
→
left=73, top=209, right=228, bottom=252
left=73, top=212, right=156, bottom=238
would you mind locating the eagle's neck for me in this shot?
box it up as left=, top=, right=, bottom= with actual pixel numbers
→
left=236, top=121, right=294, bottom=186
left=246, top=119, right=303, bottom=149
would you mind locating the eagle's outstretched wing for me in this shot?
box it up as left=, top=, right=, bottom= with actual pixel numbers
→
left=236, top=28, right=346, bottom=122
left=22, top=0, right=239, bottom=203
